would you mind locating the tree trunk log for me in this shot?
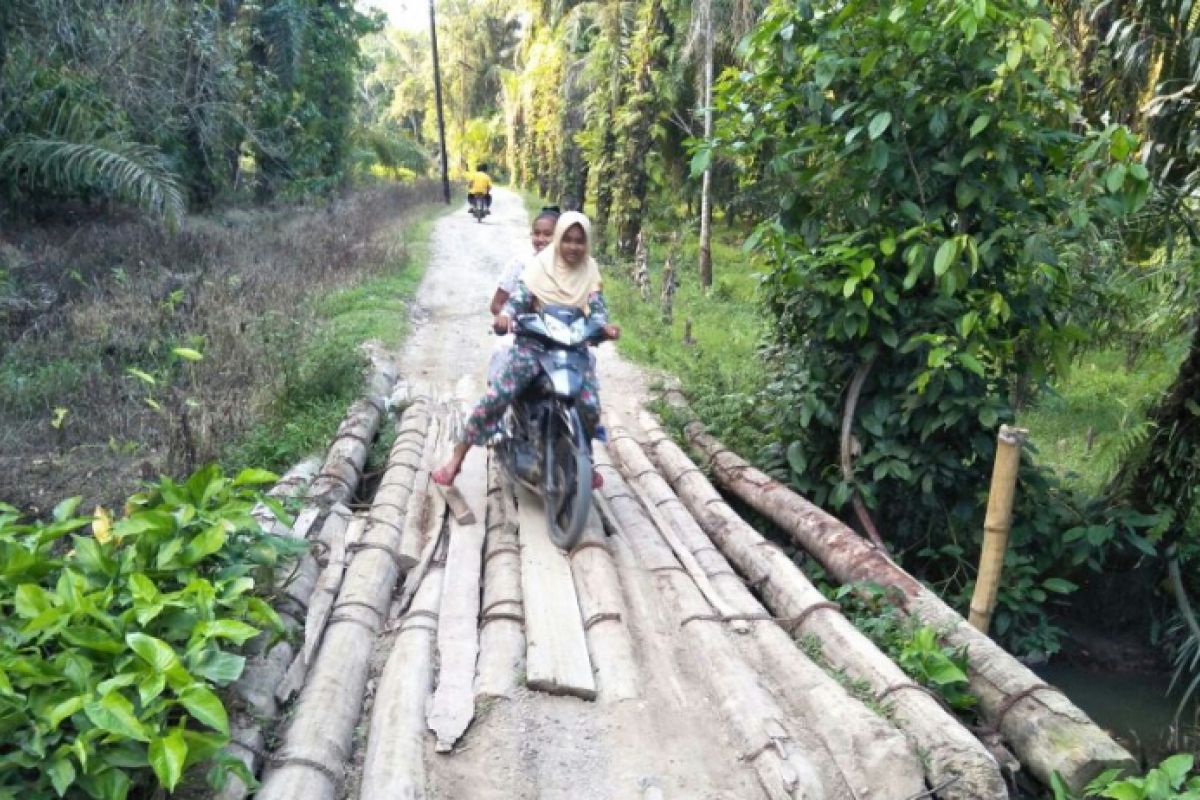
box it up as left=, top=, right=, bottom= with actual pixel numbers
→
left=399, top=413, right=444, bottom=566
left=671, top=405, right=1135, bottom=792
left=605, top=432, right=932, bottom=798
left=215, top=458, right=322, bottom=800
left=636, top=414, right=1007, bottom=800
left=365, top=410, right=430, bottom=572
left=595, top=452, right=826, bottom=800
left=568, top=506, right=641, bottom=702
left=476, top=464, right=526, bottom=699
left=256, top=399, right=430, bottom=800
left=310, top=350, right=398, bottom=506
left=359, top=543, right=447, bottom=800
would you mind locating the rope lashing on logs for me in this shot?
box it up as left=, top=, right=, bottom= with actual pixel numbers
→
left=333, top=431, right=375, bottom=448
left=330, top=599, right=383, bottom=620
left=325, top=613, right=377, bottom=636
left=584, top=611, right=621, bottom=630
left=678, top=602, right=841, bottom=631
left=348, top=540, right=408, bottom=573
left=383, top=608, right=440, bottom=634
left=875, top=681, right=955, bottom=716
left=480, top=599, right=523, bottom=619
left=986, top=684, right=1064, bottom=732
left=364, top=515, right=404, bottom=536
left=483, top=545, right=521, bottom=567
left=268, top=755, right=342, bottom=784
left=480, top=612, right=525, bottom=627
left=568, top=541, right=611, bottom=557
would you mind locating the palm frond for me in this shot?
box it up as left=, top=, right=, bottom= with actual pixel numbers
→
left=0, top=136, right=185, bottom=225
left=259, top=0, right=308, bottom=88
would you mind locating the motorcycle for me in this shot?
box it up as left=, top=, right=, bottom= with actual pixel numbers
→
left=495, top=306, right=608, bottom=549
left=469, top=194, right=490, bottom=222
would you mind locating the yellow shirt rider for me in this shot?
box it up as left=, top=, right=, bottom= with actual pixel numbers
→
left=467, top=164, right=493, bottom=210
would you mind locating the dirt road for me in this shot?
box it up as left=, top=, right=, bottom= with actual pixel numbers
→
left=374, top=188, right=762, bottom=799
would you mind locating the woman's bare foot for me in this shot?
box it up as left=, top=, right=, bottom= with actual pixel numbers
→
left=592, top=469, right=603, bottom=490
left=432, top=443, right=470, bottom=486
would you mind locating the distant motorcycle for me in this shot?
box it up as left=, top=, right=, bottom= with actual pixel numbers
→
left=469, top=194, right=490, bottom=222
left=495, top=306, right=608, bottom=549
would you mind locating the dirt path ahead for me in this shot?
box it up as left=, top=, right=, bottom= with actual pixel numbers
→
left=379, top=188, right=759, bottom=799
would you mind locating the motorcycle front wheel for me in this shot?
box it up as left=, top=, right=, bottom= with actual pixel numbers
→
left=542, top=407, right=592, bottom=550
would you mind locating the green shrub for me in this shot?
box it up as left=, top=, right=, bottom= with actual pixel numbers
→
left=0, top=465, right=306, bottom=797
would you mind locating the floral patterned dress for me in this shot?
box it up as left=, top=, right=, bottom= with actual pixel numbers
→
left=461, top=281, right=606, bottom=446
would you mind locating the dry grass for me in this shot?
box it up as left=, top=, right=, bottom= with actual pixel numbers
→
left=0, top=182, right=441, bottom=513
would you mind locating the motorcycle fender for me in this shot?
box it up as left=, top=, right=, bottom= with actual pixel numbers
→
left=537, top=350, right=586, bottom=398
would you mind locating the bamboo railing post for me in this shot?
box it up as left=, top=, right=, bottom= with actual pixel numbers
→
left=969, top=425, right=1029, bottom=634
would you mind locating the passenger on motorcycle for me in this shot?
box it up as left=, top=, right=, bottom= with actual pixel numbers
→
left=467, top=163, right=493, bottom=210
left=433, top=211, right=619, bottom=488
left=488, top=206, right=560, bottom=383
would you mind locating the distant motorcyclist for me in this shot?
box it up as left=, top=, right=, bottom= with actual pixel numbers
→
left=467, top=163, right=493, bottom=211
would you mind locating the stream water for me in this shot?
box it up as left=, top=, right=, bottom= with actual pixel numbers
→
left=1036, top=662, right=1196, bottom=763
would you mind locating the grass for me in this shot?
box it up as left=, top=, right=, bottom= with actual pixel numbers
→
left=1019, top=343, right=1186, bottom=495
left=227, top=204, right=447, bottom=472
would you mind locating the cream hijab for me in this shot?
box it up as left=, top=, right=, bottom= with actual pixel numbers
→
left=521, top=211, right=602, bottom=313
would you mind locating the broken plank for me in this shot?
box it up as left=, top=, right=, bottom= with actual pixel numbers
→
left=517, top=485, right=596, bottom=700
left=426, top=445, right=488, bottom=751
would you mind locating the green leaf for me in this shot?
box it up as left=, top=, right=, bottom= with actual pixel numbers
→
left=232, top=468, right=279, bottom=487
left=979, top=407, right=999, bottom=428
left=1042, top=578, right=1077, bottom=594
left=198, top=619, right=260, bottom=645
left=47, top=695, right=87, bottom=730
left=127, top=633, right=182, bottom=673
left=867, top=111, right=892, bottom=140
left=190, top=649, right=246, bottom=686
left=48, top=756, right=76, bottom=797
left=1105, top=163, right=1127, bottom=192
left=179, top=684, right=229, bottom=734
left=957, top=353, right=985, bottom=377
left=969, top=115, right=990, bottom=138
left=15, top=584, right=52, bottom=618
left=53, top=497, right=83, bottom=522
left=1160, top=754, right=1194, bottom=785
left=185, top=522, right=229, bottom=564
left=149, top=731, right=188, bottom=792
left=138, top=673, right=167, bottom=706
left=924, top=658, right=968, bottom=685
left=126, top=368, right=156, bottom=386
left=172, top=347, right=203, bottom=362
left=933, top=239, right=958, bottom=277
left=85, top=692, right=150, bottom=742
left=1005, top=42, right=1023, bottom=69
left=689, top=147, right=712, bottom=178
left=881, top=328, right=900, bottom=348
left=879, top=237, right=896, bottom=256
left=786, top=441, right=808, bottom=476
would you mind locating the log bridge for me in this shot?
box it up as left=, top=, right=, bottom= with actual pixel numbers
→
left=223, top=372, right=1135, bottom=800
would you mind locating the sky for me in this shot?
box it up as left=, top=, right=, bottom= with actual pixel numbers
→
left=357, top=0, right=428, bottom=31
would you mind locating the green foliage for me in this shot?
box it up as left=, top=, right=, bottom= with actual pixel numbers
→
left=1049, top=754, right=1200, bottom=799
left=0, top=466, right=306, bottom=797
left=710, top=0, right=1149, bottom=586
left=834, top=583, right=977, bottom=713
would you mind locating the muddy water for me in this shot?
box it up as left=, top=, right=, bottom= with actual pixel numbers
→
left=1036, top=663, right=1196, bottom=763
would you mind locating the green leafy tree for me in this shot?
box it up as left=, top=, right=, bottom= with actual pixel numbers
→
left=711, top=0, right=1148, bottom=576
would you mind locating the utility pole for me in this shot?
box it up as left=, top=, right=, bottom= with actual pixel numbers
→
left=429, top=0, right=451, bottom=204
left=698, top=0, right=714, bottom=288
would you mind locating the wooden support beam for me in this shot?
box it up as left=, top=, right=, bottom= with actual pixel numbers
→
left=517, top=485, right=596, bottom=700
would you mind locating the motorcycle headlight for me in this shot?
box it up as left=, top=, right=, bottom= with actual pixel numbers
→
left=543, top=314, right=576, bottom=345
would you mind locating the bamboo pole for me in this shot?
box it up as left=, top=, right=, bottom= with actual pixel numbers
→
left=635, top=413, right=1007, bottom=799
left=360, top=542, right=447, bottom=800
left=969, top=425, right=1029, bottom=633
left=568, top=506, right=641, bottom=702
left=215, top=458, right=322, bottom=800
left=310, top=350, right=397, bottom=507
left=664, top=396, right=1135, bottom=792
left=475, top=463, right=526, bottom=699
left=256, top=399, right=430, bottom=800
left=595, top=454, right=826, bottom=800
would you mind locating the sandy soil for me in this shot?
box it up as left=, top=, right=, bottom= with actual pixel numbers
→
left=357, top=188, right=763, bottom=800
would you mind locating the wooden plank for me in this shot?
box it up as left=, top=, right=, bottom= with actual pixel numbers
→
left=517, top=485, right=596, bottom=700
left=426, top=445, right=488, bottom=751
left=475, top=463, right=525, bottom=699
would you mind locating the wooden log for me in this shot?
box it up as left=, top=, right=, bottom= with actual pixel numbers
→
left=637, top=414, right=1006, bottom=800
left=475, top=464, right=526, bottom=699
left=595, top=454, right=825, bottom=800
left=256, top=398, right=429, bottom=800
left=426, top=445, right=487, bottom=751
left=670, top=404, right=1136, bottom=792
left=568, top=506, right=640, bottom=702
left=363, top=411, right=430, bottom=573
left=215, top=460, right=322, bottom=800
left=360, top=543, right=447, bottom=800
left=310, top=351, right=398, bottom=506
left=969, top=425, right=1029, bottom=633
left=399, top=413, right=443, bottom=566
left=517, top=485, right=597, bottom=700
